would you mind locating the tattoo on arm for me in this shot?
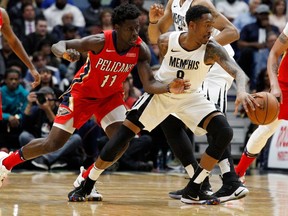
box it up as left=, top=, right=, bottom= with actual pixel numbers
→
left=272, top=63, right=279, bottom=75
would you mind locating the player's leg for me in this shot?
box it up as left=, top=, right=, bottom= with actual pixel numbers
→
left=0, top=124, right=73, bottom=187
left=161, top=114, right=212, bottom=199
left=181, top=112, right=233, bottom=205
left=235, top=119, right=281, bottom=180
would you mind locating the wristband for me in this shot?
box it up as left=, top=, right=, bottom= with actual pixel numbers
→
left=149, top=20, right=158, bottom=24
left=167, top=84, right=171, bottom=93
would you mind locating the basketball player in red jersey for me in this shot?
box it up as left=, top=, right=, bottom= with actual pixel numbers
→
left=0, top=4, right=190, bottom=193
left=235, top=22, right=288, bottom=182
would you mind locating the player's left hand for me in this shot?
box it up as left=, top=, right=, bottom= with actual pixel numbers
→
left=234, top=92, right=259, bottom=115
left=63, top=49, right=80, bottom=62
left=30, top=68, right=41, bottom=89
left=168, top=78, right=191, bottom=94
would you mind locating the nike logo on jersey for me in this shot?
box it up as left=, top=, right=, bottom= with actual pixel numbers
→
left=106, top=49, right=115, bottom=53
left=171, top=49, right=180, bottom=52
left=234, top=189, right=245, bottom=197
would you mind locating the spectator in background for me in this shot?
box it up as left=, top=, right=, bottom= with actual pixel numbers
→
left=11, top=3, right=37, bottom=42
left=233, top=0, right=261, bottom=32
left=8, top=0, right=44, bottom=22
left=0, top=69, right=29, bottom=152
left=23, top=17, right=57, bottom=56
left=82, top=0, right=103, bottom=33
left=41, top=0, right=74, bottom=9
left=43, top=0, right=85, bottom=32
left=19, top=86, right=83, bottom=170
left=269, top=0, right=287, bottom=32
left=51, top=12, right=86, bottom=40
left=24, top=53, right=61, bottom=92
left=86, top=8, right=113, bottom=35
left=237, top=4, right=280, bottom=90
left=216, top=0, right=249, bottom=22
left=253, top=31, right=279, bottom=92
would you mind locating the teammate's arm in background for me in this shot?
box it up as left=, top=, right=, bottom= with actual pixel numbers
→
left=148, top=0, right=173, bottom=44
left=195, top=0, right=239, bottom=45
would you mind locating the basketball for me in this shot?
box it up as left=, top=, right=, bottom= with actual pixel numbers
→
left=246, top=92, right=279, bottom=125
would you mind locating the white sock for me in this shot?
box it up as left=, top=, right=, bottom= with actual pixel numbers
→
left=88, top=165, right=104, bottom=181
left=185, top=164, right=194, bottom=178
left=218, top=158, right=231, bottom=175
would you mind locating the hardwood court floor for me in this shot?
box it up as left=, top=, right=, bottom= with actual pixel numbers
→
left=0, top=170, right=288, bottom=216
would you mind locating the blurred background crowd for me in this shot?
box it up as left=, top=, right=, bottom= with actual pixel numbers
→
left=0, top=0, right=286, bottom=173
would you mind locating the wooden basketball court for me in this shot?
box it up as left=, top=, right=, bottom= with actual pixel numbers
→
left=0, top=170, right=287, bottom=216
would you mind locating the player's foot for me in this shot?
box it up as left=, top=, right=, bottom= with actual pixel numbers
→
left=181, top=186, right=220, bottom=205
left=213, top=181, right=249, bottom=203
left=73, top=166, right=103, bottom=201
left=0, top=151, right=10, bottom=188
left=238, top=174, right=246, bottom=185
left=68, top=178, right=95, bottom=202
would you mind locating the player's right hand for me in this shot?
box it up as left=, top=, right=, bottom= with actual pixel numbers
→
left=63, top=49, right=80, bottom=62
left=149, top=3, right=164, bottom=24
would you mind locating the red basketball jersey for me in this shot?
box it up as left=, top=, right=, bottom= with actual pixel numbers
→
left=67, top=30, right=142, bottom=98
left=278, top=51, right=288, bottom=86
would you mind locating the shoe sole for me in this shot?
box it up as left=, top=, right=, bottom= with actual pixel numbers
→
left=218, top=187, right=249, bottom=203
left=181, top=197, right=220, bottom=205
left=68, top=196, right=86, bottom=202
left=168, top=194, right=182, bottom=200
left=87, top=196, right=103, bottom=201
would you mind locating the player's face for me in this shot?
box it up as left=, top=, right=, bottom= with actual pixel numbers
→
left=115, top=19, right=140, bottom=47
left=195, top=14, right=214, bottom=44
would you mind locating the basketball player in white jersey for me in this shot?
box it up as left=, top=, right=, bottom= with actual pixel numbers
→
left=69, top=5, right=257, bottom=204
left=148, top=0, right=249, bottom=202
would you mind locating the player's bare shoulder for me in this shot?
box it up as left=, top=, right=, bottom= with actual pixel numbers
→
left=84, top=33, right=106, bottom=53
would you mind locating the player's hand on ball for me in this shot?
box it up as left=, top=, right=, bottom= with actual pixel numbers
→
left=63, top=49, right=80, bottom=62
left=234, top=92, right=259, bottom=115
left=169, top=78, right=191, bottom=94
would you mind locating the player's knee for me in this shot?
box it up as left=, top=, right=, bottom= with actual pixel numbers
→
left=205, top=115, right=233, bottom=160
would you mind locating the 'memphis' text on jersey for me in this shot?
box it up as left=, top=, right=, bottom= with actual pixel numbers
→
left=169, top=56, right=199, bottom=70
left=95, top=58, right=135, bottom=72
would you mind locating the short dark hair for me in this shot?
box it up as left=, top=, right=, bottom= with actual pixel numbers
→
left=186, top=5, right=211, bottom=24
left=112, top=4, right=141, bottom=26
left=4, top=68, right=21, bottom=79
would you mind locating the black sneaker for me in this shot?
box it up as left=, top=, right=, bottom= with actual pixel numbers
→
left=169, top=188, right=184, bottom=199
left=181, top=188, right=220, bottom=205
left=213, top=181, right=249, bottom=203
left=68, top=178, right=94, bottom=202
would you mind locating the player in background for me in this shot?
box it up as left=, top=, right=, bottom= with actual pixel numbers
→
left=148, top=0, right=249, bottom=203
left=0, top=4, right=189, bottom=193
left=235, top=22, right=288, bottom=181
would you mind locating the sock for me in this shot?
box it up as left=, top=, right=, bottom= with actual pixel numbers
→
left=88, top=164, right=104, bottom=181
left=235, top=152, right=257, bottom=177
left=218, top=158, right=231, bottom=175
left=83, top=164, right=94, bottom=179
left=185, top=164, right=195, bottom=178
left=3, top=149, right=25, bottom=170
left=192, top=166, right=210, bottom=184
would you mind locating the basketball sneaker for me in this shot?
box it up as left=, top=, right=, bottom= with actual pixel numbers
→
left=181, top=186, right=220, bottom=205
left=213, top=181, right=249, bottom=203
left=73, top=166, right=103, bottom=201
left=68, top=179, right=94, bottom=202
left=169, top=177, right=213, bottom=199
left=0, top=151, right=10, bottom=188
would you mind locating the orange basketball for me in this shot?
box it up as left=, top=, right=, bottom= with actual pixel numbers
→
left=246, top=92, right=279, bottom=125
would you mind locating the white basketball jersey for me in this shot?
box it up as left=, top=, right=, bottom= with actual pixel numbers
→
left=154, top=32, right=211, bottom=91
left=171, top=0, right=234, bottom=88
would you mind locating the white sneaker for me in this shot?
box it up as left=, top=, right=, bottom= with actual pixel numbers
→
left=73, top=166, right=103, bottom=201
left=0, top=151, right=10, bottom=188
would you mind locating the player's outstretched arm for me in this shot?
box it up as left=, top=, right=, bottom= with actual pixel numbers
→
left=1, top=8, right=40, bottom=88
left=205, top=40, right=257, bottom=113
